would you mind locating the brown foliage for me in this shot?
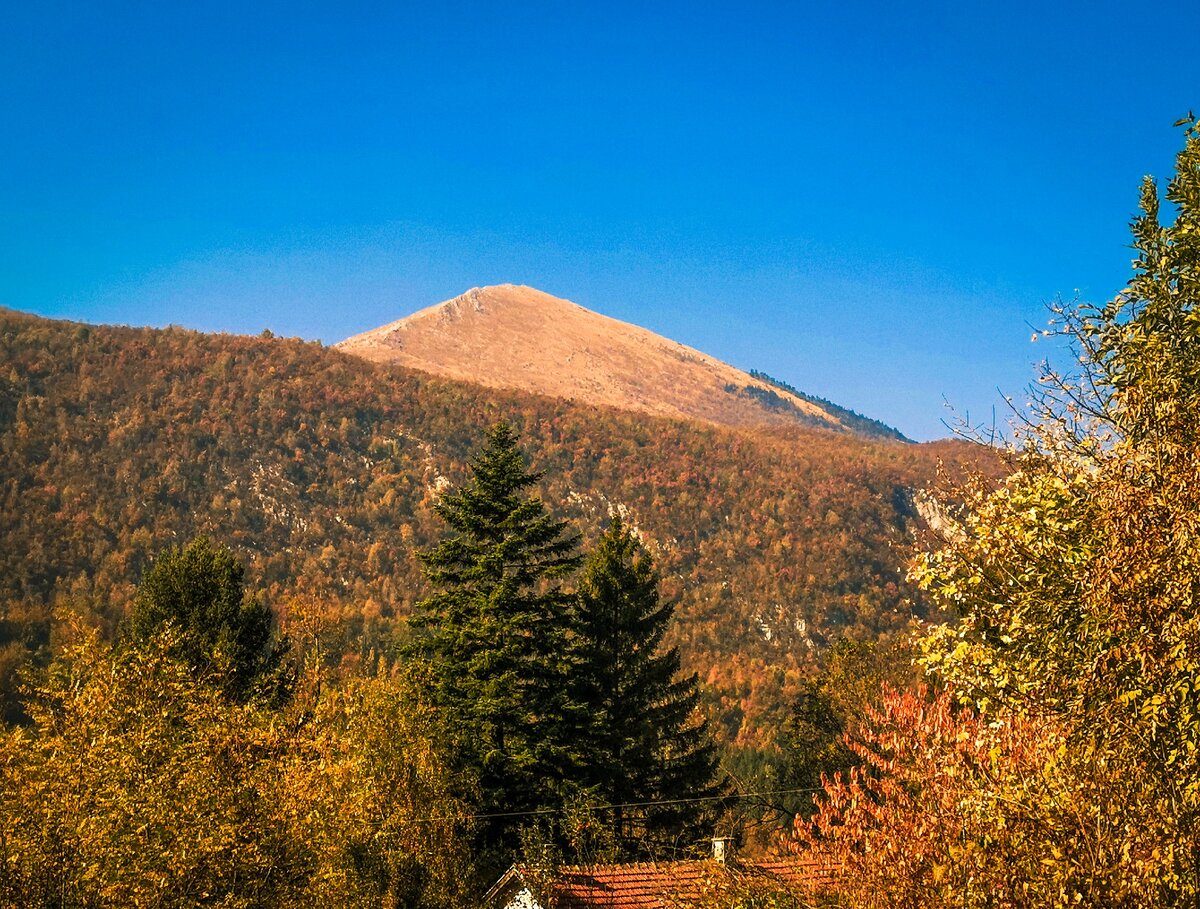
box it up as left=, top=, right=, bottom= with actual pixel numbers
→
left=797, top=687, right=1167, bottom=908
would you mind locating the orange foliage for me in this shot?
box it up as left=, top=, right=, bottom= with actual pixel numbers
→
left=0, top=310, right=989, bottom=748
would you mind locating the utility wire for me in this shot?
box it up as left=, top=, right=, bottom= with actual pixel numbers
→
left=409, top=786, right=824, bottom=824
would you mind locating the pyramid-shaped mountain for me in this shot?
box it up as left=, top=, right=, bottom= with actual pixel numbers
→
left=337, top=284, right=904, bottom=439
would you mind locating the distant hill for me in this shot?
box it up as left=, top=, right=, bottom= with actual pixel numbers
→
left=0, top=308, right=984, bottom=746
left=336, top=284, right=908, bottom=441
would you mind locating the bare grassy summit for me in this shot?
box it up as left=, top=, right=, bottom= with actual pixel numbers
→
left=337, top=284, right=871, bottom=434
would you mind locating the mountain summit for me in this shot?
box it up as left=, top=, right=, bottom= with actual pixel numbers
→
left=337, top=284, right=903, bottom=438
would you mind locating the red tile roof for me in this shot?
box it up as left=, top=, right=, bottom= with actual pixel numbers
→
left=555, top=862, right=710, bottom=907
left=488, top=856, right=832, bottom=908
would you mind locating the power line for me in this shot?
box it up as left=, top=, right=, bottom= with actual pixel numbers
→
left=410, top=786, right=824, bottom=824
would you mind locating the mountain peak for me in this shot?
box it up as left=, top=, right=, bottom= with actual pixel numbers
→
left=341, top=284, right=599, bottom=340
left=337, top=286, right=903, bottom=438
left=431, top=284, right=567, bottom=316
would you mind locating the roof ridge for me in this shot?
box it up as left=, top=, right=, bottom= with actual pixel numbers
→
left=562, top=858, right=706, bottom=871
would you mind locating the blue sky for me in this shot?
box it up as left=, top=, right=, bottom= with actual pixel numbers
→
left=3, top=1, right=1197, bottom=440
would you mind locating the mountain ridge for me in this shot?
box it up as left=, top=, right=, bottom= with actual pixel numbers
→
left=336, top=284, right=908, bottom=441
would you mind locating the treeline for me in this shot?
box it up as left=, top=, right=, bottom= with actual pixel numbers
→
left=0, top=306, right=982, bottom=753
left=747, top=370, right=911, bottom=443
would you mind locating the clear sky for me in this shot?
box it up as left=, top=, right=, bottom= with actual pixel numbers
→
left=3, top=1, right=1197, bottom=441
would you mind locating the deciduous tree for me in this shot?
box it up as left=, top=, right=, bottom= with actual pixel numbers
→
left=801, top=116, right=1200, bottom=906
left=0, top=620, right=474, bottom=908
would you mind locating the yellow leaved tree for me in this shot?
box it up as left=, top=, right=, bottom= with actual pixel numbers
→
left=0, top=617, right=475, bottom=908
left=802, top=115, right=1200, bottom=906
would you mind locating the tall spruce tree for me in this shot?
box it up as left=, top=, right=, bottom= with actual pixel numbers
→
left=408, top=422, right=584, bottom=862
left=574, top=515, right=721, bottom=857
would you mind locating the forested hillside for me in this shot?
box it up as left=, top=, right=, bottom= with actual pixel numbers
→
left=0, top=308, right=981, bottom=743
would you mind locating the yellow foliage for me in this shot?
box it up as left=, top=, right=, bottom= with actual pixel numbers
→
left=0, top=622, right=475, bottom=908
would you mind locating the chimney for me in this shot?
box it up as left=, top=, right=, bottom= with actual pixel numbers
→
left=711, top=836, right=735, bottom=864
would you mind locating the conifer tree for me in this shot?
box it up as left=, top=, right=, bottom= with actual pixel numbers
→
left=574, top=515, right=721, bottom=856
left=408, top=422, right=584, bottom=860
left=129, top=536, right=287, bottom=702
